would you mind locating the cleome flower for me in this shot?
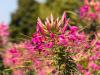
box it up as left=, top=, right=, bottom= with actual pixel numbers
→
left=80, top=0, right=100, bottom=21
left=2, top=12, right=100, bottom=75
left=36, top=12, right=69, bottom=35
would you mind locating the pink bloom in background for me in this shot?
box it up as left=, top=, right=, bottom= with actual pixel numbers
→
left=12, top=69, right=24, bottom=75
left=80, top=0, right=100, bottom=21
left=85, top=71, right=90, bottom=75
left=88, top=12, right=97, bottom=19
left=96, top=41, right=100, bottom=48
left=80, top=5, right=89, bottom=17
left=0, top=23, right=9, bottom=36
left=3, top=47, right=22, bottom=67
left=88, top=62, right=100, bottom=70
left=0, top=23, right=9, bottom=46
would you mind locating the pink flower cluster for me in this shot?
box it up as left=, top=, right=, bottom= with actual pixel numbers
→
left=80, top=0, right=100, bottom=21
left=74, top=38, right=100, bottom=75
left=3, top=13, right=100, bottom=75
left=3, top=41, right=55, bottom=75
left=0, top=23, right=9, bottom=46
